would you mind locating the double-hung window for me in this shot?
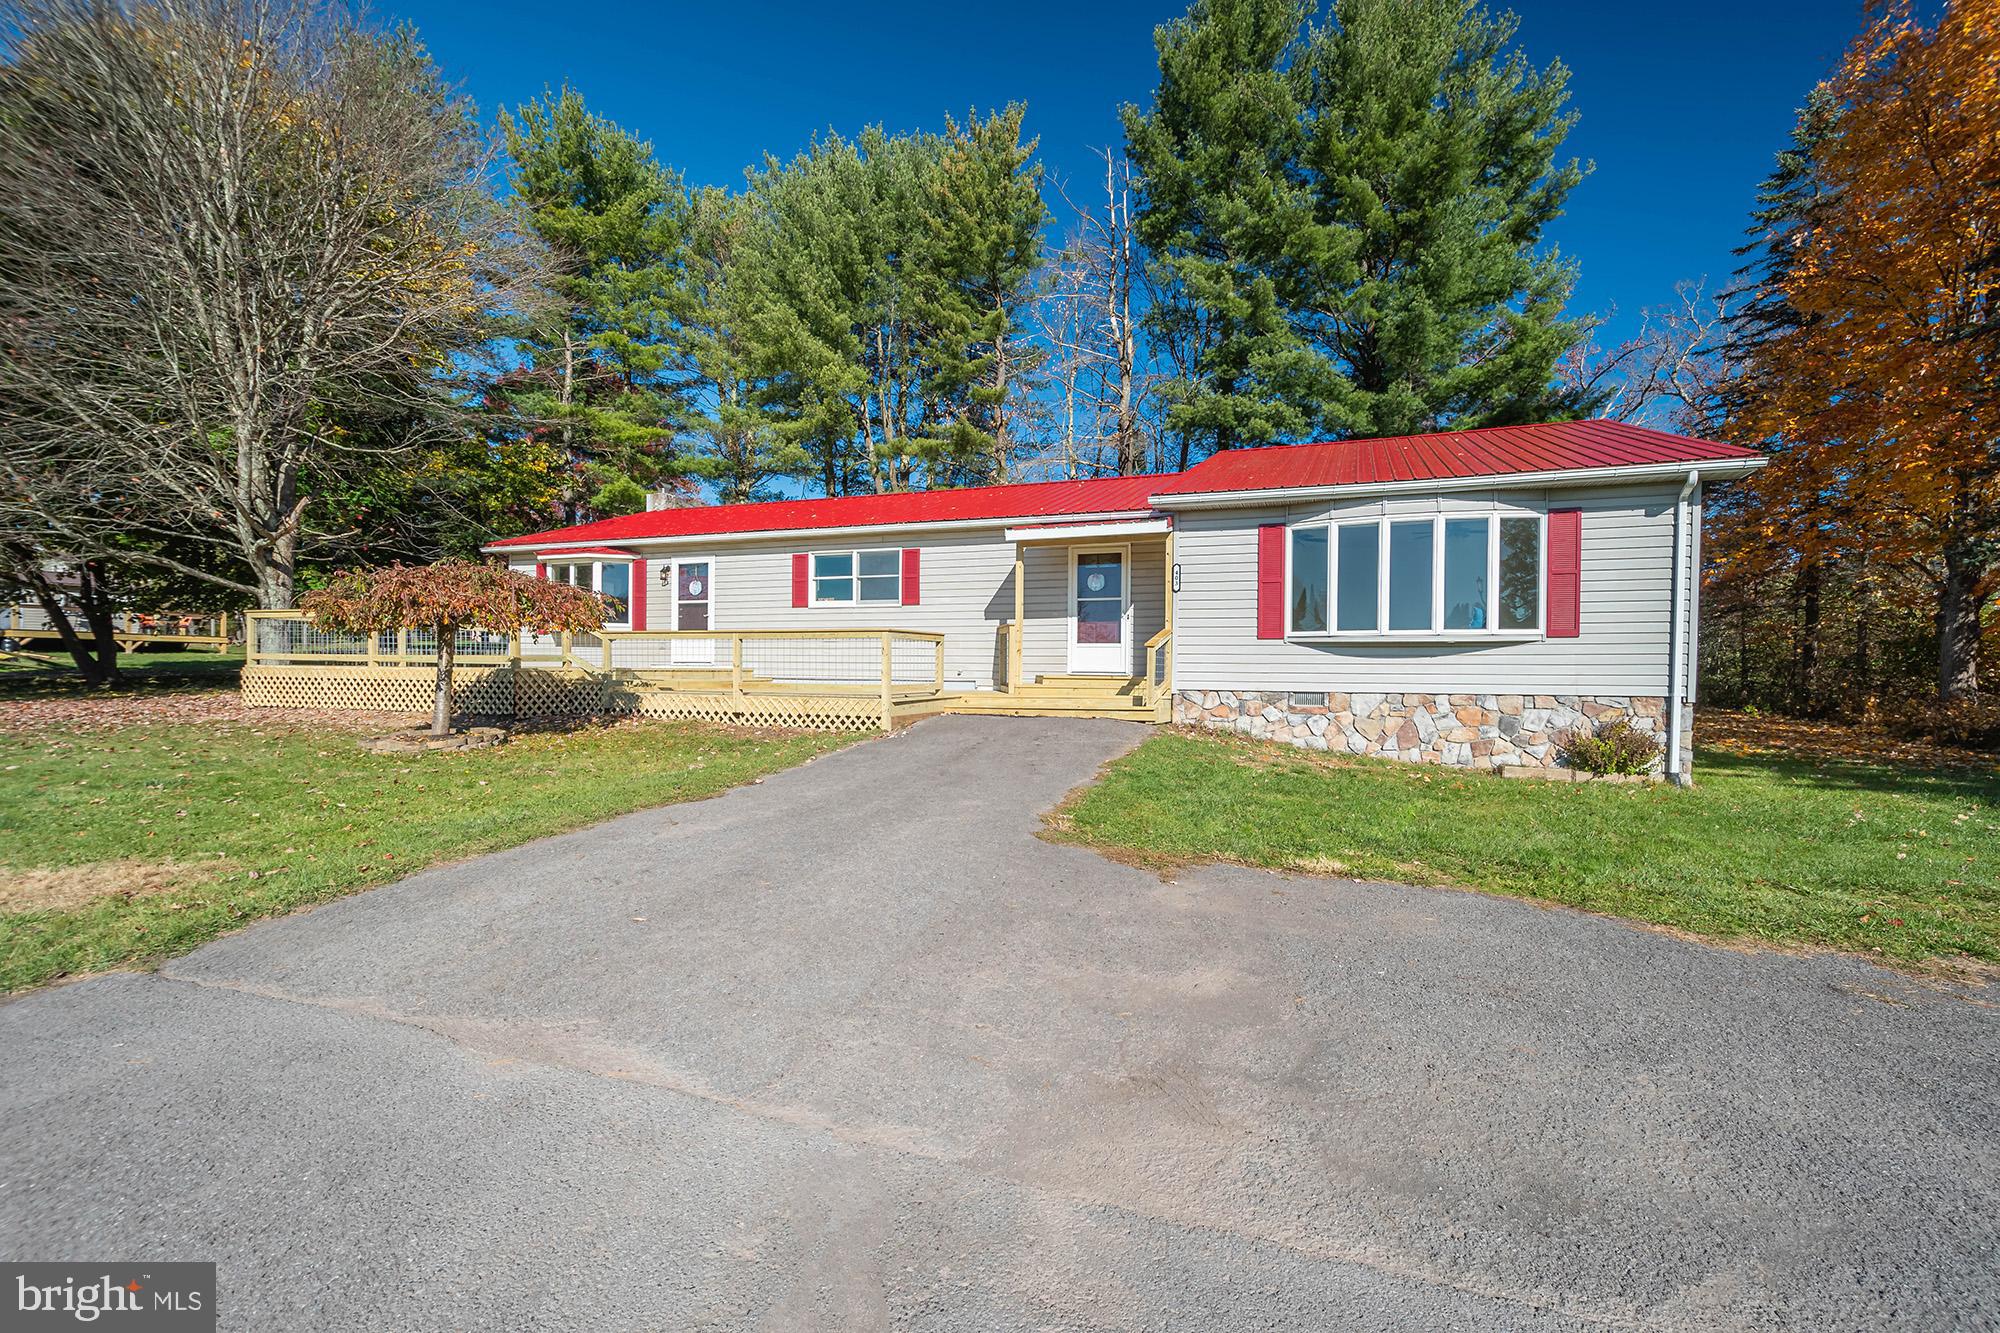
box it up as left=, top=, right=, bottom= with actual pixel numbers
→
left=812, top=550, right=900, bottom=604
left=1288, top=511, right=1544, bottom=638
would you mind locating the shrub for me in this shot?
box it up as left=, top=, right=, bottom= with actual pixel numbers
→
left=1560, top=718, right=1664, bottom=776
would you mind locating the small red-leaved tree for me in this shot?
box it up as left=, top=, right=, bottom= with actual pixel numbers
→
left=303, top=561, right=607, bottom=737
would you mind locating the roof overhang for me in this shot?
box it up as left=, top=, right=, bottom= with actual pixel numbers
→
left=484, top=508, right=1163, bottom=557
left=1002, top=516, right=1171, bottom=543
left=1147, top=457, right=1767, bottom=510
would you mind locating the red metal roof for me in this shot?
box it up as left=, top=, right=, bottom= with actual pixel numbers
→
left=488, top=473, right=1169, bottom=548
left=1151, top=420, right=1762, bottom=496
left=491, top=422, right=1759, bottom=549
left=538, top=546, right=637, bottom=558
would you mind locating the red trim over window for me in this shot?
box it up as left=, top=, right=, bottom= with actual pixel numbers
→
left=630, top=558, right=647, bottom=629
left=901, top=548, right=920, bottom=605
left=1256, top=524, right=1284, bottom=640
left=1547, top=509, right=1581, bottom=638
left=791, top=553, right=809, bottom=608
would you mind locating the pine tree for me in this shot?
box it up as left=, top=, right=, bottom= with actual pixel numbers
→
left=496, top=88, right=688, bottom=522
left=911, top=106, right=1047, bottom=484
left=1124, top=0, right=1591, bottom=448
left=733, top=119, right=1049, bottom=494
left=1122, top=0, right=1313, bottom=456
left=674, top=187, right=804, bottom=503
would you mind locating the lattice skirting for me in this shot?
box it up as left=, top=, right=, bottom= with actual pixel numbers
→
left=621, top=689, right=885, bottom=731
left=241, top=667, right=882, bottom=731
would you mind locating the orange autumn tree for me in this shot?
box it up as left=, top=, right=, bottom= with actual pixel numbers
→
left=303, top=561, right=607, bottom=737
left=1725, top=0, right=2000, bottom=701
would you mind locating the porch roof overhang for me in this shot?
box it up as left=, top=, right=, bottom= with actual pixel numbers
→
left=1001, top=516, right=1172, bottom=543
left=537, top=546, right=639, bottom=559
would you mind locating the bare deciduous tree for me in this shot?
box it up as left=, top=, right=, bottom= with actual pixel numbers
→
left=0, top=0, right=543, bottom=608
left=1027, top=149, right=1152, bottom=478
left=1558, top=280, right=1732, bottom=434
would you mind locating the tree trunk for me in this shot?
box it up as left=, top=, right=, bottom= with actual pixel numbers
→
left=1795, top=557, right=1821, bottom=715
left=991, top=319, right=1011, bottom=484
left=254, top=548, right=295, bottom=610
left=1110, top=163, right=1142, bottom=476
left=15, top=562, right=120, bottom=688
left=1938, top=547, right=1985, bottom=701
left=561, top=330, right=579, bottom=525
left=431, top=622, right=455, bottom=737
left=1850, top=548, right=1874, bottom=714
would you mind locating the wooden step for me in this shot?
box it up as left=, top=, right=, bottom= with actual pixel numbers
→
left=938, top=692, right=1155, bottom=719
left=1032, top=673, right=1145, bottom=689
left=1015, top=675, right=1145, bottom=697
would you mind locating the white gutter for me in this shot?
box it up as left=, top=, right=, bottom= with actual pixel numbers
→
left=1148, top=457, right=1766, bottom=510
left=1666, top=469, right=1700, bottom=786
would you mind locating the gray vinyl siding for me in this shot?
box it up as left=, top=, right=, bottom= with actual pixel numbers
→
left=1020, top=542, right=1167, bottom=679
left=645, top=530, right=1016, bottom=689
left=517, top=528, right=1167, bottom=688
left=1170, top=483, right=1695, bottom=698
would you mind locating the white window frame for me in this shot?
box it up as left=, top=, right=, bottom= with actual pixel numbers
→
left=1067, top=542, right=1134, bottom=675
left=1285, top=508, right=1547, bottom=642
left=810, top=549, right=902, bottom=607
left=545, top=558, right=634, bottom=630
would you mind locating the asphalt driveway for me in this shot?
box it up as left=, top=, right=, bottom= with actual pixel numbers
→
left=2, top=716, right=1994, bottom=1330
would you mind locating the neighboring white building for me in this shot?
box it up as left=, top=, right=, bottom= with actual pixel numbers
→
left=486, top=420, right=1764, bottom=781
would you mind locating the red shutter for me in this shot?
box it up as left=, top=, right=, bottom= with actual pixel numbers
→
left=901, top=548, right=920, bottom=605
left=791, top=553, right=809, bottom=608
left=1256, top=523, right=1284, bottom=640
left=629, top=558, right=647, bottom=629
left=534, top=562, right=545, bottom=580
left=1547, top=508, right=1581, bottom=638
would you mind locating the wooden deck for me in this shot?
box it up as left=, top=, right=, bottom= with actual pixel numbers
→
left=238, top=612, right=1175, bottom=731
left=1, top=607, right=232, bottom=655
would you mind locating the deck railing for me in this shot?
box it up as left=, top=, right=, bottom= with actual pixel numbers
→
left=244, top=612, right=946, bottom=698
left=2, top=605, right=232, bottom=647
left=1141, top=627, right=1173, bottom=714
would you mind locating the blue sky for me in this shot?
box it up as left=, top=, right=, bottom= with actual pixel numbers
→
left=399, top=0, right=1863, bottom=347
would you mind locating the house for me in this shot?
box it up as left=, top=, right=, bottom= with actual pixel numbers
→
left=479, top=420, right=1764, bottom=782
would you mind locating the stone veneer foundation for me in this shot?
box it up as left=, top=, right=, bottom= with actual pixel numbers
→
left=1173, top=689, right=1688, bottom=774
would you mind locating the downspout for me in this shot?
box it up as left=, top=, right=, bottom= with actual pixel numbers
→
left=1666, top=469, right=1699, bottom=786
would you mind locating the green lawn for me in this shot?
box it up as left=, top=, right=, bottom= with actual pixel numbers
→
left=1049, top=729, right=2000, bottom=968
left=0, top=648, right=245, bottom=693
left=0, top=717, right=854, bottom=991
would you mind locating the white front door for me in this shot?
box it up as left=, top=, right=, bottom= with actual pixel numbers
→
left=1068, top=546, right=1130, bottom=675
left=669, top=560, right=715, bottom=664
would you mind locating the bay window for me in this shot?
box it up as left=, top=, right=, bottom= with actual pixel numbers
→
left=1288, top=511, right=1544, bottom=638
left=1334, top=524, right=1379, bottom=631
left=545, top=559, right=632, bottom=626
left=1386, top=521, right=1433, bottom=631
left=1498, top=516, right=1540, bottom=630
left=1289, top=527, right=1328, bottom=633
left=1441, top=518, right=1488, bottom=630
